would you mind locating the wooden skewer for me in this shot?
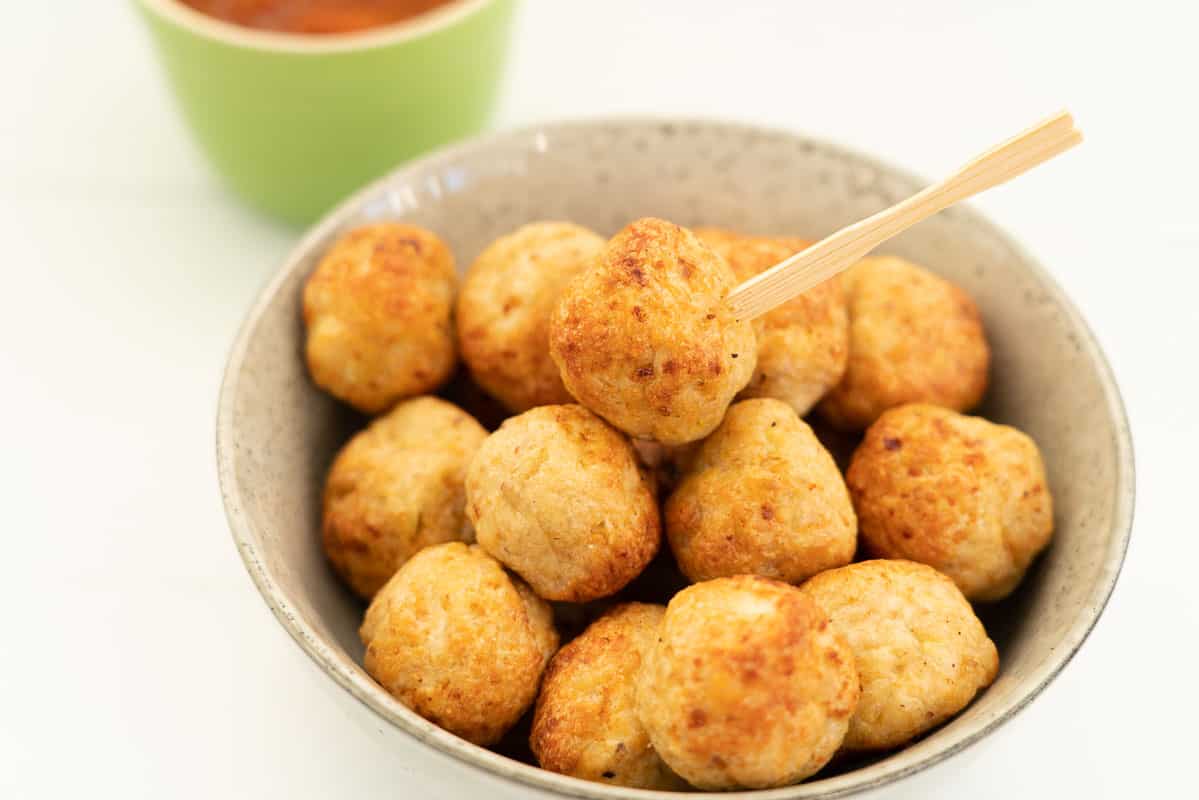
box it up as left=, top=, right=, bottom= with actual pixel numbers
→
left=725, top=111, right=1083, bottom=321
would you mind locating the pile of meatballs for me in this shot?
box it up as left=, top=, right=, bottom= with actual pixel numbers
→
left=303, top=217, right=1054, bottom=791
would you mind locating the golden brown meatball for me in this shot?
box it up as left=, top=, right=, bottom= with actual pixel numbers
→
left=303, top=223, right=457, bottom=414
left=695, top=228, right=849, bottom=416
left=322, top=396, right=488, bottom=598
left=818, top=256, right=989, bottom=430
left=465, top=404, right=660, bottom=602
left=800, top=560, right=999, bottom=751
left=665, top=398, right=856, bottom=584
left=635, top=576, right=858, bottom=790
left=360, top=543, right=558, bottom=746
left=457, top=222, right=605, bottom=413
left=549, top=218, right=757, bottom=445
left=531, top=603, right=685, bottom=790
left=848, top=404, right=1054, bottom=601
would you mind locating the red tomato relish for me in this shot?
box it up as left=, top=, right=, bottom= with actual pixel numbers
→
left=179, top=0, right=456, bottom=34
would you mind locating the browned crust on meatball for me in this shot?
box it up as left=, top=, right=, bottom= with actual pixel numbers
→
left=818, top=256, right=989, bottom=430
left=695, top=228, right=849, bottom=416
left=847, top=403, right=1054, bottom=601
left=457, top=222, right=605, bottom=413
left=531, top=603, right=685, bottom=790
left=303, top=223, right=458, bottom=414
left=548, top=218, right=757, bottom=445
left=322, top=396, right=488, bottom=598
left=800, top=560, right=998, bottom=750
left=360, top=543, right=558, bottom=746
left=635, top=576, right=859, bottom=790
left=466, top=404, right=661, bottom=601
left=665, top=398, right=857, bottom=584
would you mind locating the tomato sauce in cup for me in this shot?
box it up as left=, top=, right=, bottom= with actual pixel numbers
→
left=179, top=0, right=456, bottom=34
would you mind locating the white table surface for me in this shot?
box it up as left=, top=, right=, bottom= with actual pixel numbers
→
left=2, top=1, right=1196, bottom=797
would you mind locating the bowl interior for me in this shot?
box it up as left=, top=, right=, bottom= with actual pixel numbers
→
left=218, top=120, right=1132, bottom=798
left=140, top=0, right=495, bottom=52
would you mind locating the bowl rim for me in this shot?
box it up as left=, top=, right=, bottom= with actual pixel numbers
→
left=137, top=0, right=497, bottom=54
left=216, top=117, right=1135, bottom=799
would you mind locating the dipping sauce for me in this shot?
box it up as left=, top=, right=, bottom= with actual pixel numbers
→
left=179, top=0, right=457, bottom=34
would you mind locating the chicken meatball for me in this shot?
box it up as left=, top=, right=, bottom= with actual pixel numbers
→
left=665, top=398, right=856, bottom=584
left=465, top=404, right=661, bottom=601
left=818, top=256, right=989, bottom=430
left=800, top=560, right=999, bottom=751
left=531, top=603, right=685, bottom=790
left=322, top=396, right=488, bottom=598
left=457, top=222, right=605, bottom=413
left=848, top=404, right=1054, bottom=601
left=695, top=228, right=849, bottom=416
left=360, top=543, right=558, bottom=746
left=549, top=218, right=757, bottom=445
left=303, top=223, right=457, bottom=414
left=635, top=576, right=858, bottom=790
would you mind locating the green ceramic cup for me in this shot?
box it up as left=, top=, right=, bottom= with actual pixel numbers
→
left=136, top=0, right=517, bottom=224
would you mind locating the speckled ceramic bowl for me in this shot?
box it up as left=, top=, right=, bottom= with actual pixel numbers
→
left=216, top=120, right=1134, bottom=798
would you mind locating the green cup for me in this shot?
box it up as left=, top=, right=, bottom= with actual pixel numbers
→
left=136, top=0, right=517, bottom=224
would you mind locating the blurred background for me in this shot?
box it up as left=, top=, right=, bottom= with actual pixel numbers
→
left=1, top=2, right=1195, bottom=798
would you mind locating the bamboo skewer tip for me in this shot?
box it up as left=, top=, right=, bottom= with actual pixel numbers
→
left=725, top=111, right=1082, bottom=321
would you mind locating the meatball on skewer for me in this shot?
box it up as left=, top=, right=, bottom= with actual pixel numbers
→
left=549, top=218, right=757, bottom=445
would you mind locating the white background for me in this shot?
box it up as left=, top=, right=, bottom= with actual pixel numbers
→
left=1, top=1, right=1196, bottom=797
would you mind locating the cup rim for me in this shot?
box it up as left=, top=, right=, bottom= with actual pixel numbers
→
left=216, top=117, right=1136, bottom=799
left=138, top=0, right=496, bottom=53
